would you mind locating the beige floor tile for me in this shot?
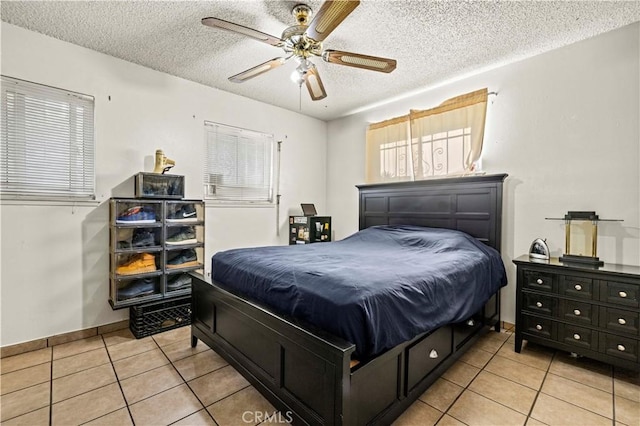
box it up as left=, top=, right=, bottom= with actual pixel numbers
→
left=172, top=409, right=217, bottom=425
left=472, top=331, right=510, bottom=353
left=419, top=378, right=463, bottom=412
left=525, top=418, right=549, bottom=426
left=549, top=353, right=612, bottom=392
left=174, top=349, right=228, bottom=381
left=0, top=363, right=51, bottom=395
left=615, top=395, right=640, bottom=426
left=189, top=365, right=250, bottom=406
left=0, top=382, right=50, bottom=422
left=484, top=355, right=546, bottom=390
left=129, top=383, right=202, bottom=426
left=112, top=347, right=169, bottom=380
left=52, top=336, right=104, bottom=360
left=101, top=328, right=136, bottom=347
left=207, top=386, right=276, bottom=426
left=497, top=338, right=554, bottom=371
left=258, top=412, right=293, bottom=425
left=161, top=337, right=209, bottom=362
left=441, top=361, right=480, bottom=387
left=468, top=370, right=537, bottom=414
left=51, top=382, right=126, bottom=425
left=52, top=347, right=110, bottom=379
left=84, top=407, right=133, bottom=425
left=107, top=336, right=158, bottom=361
left=448, top=390, right=526, bottom=426
left=436, top=414, right=466, bottom=426
left=1, top=406, right=49, bottom=426
left=541, top=373, right=613, bottom=418
left=391, top=400, right=441, bottom=426
left=530, top=392, right=610, bottom=426
left=52, top=363, right=117, bottom=403
left=0, top=347, right=51, bottom=374
left=457, top=346, right=494, bottom=369
left=152, top=326, right=191, bottom=347
left=614, top=367, right=640, bottom=402
left=120, top=364, right=184, bottom=404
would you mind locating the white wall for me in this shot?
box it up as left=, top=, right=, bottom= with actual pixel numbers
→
left=326, top=23, right=640, bottom=325
left=0, top=23, right=327, bottom=346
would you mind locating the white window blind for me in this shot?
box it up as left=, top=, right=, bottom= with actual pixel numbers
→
left=204, top=121, right=274, bottom=203
left=1, top=76, right=95, bottom=199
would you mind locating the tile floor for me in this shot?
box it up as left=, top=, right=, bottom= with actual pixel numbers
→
left=1, top=325, right=638, bottom=425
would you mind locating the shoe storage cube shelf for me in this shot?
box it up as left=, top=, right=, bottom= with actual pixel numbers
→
left=109, top=198, right=205, bottom=309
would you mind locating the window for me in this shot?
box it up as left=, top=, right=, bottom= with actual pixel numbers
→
left=204, top=122, right=274, bottom=203
left=365, top=89, right=488, bottom=183
left=1, top=76, right=95, bottom=200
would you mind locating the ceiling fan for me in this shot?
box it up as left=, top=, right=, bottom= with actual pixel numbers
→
left=201, top=0, right=397, bottom=101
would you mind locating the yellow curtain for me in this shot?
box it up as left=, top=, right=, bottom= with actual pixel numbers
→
left=410, top=89, right=488, bottom=178
left=365, top=115, right=410, bottom=183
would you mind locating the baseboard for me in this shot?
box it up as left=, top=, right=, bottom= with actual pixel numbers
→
left=0, top=320, right=129, bottom=358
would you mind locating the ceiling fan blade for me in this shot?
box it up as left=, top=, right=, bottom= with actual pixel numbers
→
left=229, top=57, right=287, bottom=83
left=322, top=50, right=396, bottom=73
left=305, top=0, right=360, bottom=42
left=304, top=65, right=327, bottom=101
left=202, top=17, right=283, bottom=47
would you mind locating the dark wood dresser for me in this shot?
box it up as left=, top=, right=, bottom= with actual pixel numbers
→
left=513, top=255, right=640, bottom=371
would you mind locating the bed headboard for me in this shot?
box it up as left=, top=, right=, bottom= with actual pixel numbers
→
left=357, top=174, right=507, bottom=252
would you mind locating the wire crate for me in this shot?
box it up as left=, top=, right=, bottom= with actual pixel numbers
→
left=130, top=296, right=191, bottom=338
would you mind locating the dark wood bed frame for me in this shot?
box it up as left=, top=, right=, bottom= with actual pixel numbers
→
left=191, top=173, right=507, bottom=425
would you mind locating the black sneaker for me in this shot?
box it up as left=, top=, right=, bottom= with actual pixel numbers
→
left=166, top=204, right=198, bottom=223
left=117, top=229, right=156, bottom=249
left=166, top=249, right=198, bottom=269
left=167, top=273, right=192, bottom=291
left=118, top=278, right=156, bottom=300
left=166, top=227, right=197, bottom=245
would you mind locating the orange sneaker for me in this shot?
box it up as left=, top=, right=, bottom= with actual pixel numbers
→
left=116, top=253, right=156, bottom=275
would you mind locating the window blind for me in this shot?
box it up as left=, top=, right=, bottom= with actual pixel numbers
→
left=1, top=76, right=95, bottom=199
left=204, top=121, right=274, bottom=203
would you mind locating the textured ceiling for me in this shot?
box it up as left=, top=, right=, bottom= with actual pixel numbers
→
left=2, top=1, right=639, bottom=121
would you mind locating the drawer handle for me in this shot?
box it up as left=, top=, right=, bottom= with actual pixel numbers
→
left=618, top=318, right=627, bottom=325
left=466, top=319, right=475, bottom=326
left=429, top=349, right=439, bottom=359
left=574, top=284, right=582, bottom=291
left=573, top=309, right=581, bottom=316
left=536, top=279, right=543, bottom=285
left=618, top=291, right=628, bottom=298
left=617, top=344, right=626, bottom=352
left=535, top=324, right=543, bottom=330
left=573, top=333, right=581, bottom=340
left=536, top=302, right=543, bottom=308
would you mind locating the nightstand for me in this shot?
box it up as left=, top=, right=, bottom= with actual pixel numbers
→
left=513, top=255, right=640, bottom=371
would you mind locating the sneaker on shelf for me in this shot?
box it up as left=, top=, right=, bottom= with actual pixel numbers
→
left=118, top=229, right=156, bottom=249
left=116, top=206, right=156, bottom=224
left=116, top=253, right=156, bottom=275
left=118, top=278, right=156, bottom=299
left=166, top=227, right=197, bottom=245
left=167, top=273, right=192, bottom=291
left=166, top=249, right=198, bottom=269
left=166, top=204, right=198, bottom=223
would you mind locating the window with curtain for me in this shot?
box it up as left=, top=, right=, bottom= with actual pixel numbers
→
left=365, top=88, right=488, bottom=183
left=204, top=121, right=274, bottom=203
left=1, top=76, right=95, bottom=200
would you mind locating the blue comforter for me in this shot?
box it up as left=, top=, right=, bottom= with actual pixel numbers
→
left=211, top=225, right=507, bottom=358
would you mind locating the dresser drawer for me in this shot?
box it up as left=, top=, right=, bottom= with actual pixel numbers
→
left=407, top=326, right=452, bottom=391
left=559, top=300, right=598, bottom=326
left=523, top=270, right=554, bottom=292
left=558, top=324, right=598, bottom=351
left=559, top=276, right=595, bottom=300
left=600, top=281, right=639, bottom=308
left=522, top=314, right=556, bottom=340
left=599, top=333, right=639, bottom=363
left=599, top=307, right=640, bottom=336
left=523, top=292, right=556, bottom=317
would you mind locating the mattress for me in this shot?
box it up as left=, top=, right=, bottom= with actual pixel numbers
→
left=211, top=225, right=507, bottom=358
